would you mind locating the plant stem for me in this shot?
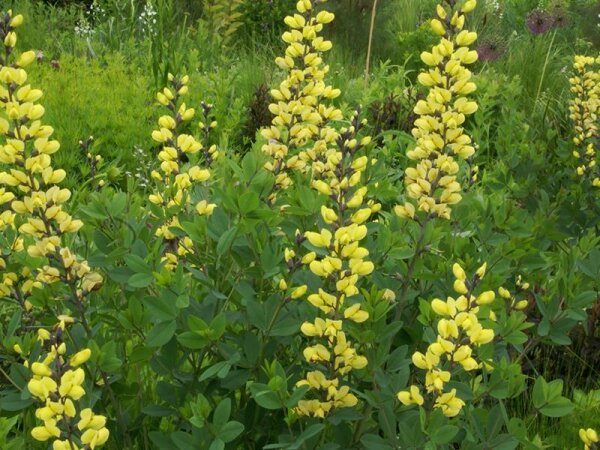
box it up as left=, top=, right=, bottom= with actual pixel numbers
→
left=393, top=216, right=431, bottom=321
left=364, top=0, right=379, bottom=86
left=533, top=29, right=557, bottom=111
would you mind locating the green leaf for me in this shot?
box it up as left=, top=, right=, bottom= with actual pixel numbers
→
left=146, top=321, right=176, bottom=347
left=238, top=191, right=260, bottom=214
left=539, top=397, right=574, bottom=417
left=213, top=398, right=231, bottom=429
left=128, top=272, right=154, bottom=288
left=142, top=405, right=175, bottom=417
left=430, top=425, right=458, bottom=445
left=219, top=421, right=244, bottom=443
left=125, top=254, right=152, bottom=274
left=0, top=392, right=33, bottom=411
left=360, top=434, right=394, bottom=450
left=144, top=295, right=178, bottom=322
left=285, top=385, right=310, bottom=408
left=208, top=439, right=224, bottom=450
left=532, top=377, right=546, bottom=409
left=177, top=332, right=208, bottom=349
left=199, top=362, right=231, bottom=382
left=270, top=318, right=301, bottom=337
left=249, top=383, right=282, bottom=409
left=216, top=226, right=238, bottom=256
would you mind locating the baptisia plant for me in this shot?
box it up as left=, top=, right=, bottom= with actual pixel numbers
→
left=397, top=262, right=495, bottom=418
left=0, top=11, right=102, bottom=309
left=150, top=73, right=219, bottom=270
left=295, top=112, right=377, bottom=418
left=27, top=320, right=109, bottom=450
left=569, top=54, right=600, bottom=187
left=0, top=10, right=108, bottom=448
left=261, top=0, right=341, bottom=202
left=262, top=0, right=379, bottom=419
left=395, top=0, right=478, bottom=221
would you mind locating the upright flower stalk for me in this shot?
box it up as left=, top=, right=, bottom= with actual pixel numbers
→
left=293, top=112, right=377, bottom=418
left=395, top=0, right=478, bottom=221
left=1, top=10, right=109, bottom=447
left=569, top=55, right=600, bottom=187
left=150, top=74, right=219, bottom=270
left=397, top=262, right=496, bottom=418
left=27, top=321, right=109, bottom=450
left=0, top=10, right=102, bottom=309
left=261, top=0, right=342, bottom=201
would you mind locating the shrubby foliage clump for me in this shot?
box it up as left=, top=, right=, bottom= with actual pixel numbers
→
left=1, top=0, right=600, bottom=449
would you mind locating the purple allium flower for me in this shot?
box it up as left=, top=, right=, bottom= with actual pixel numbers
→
left=526, top=9, right=553, bottom=34
left=550, top=8, right=569, bottom=29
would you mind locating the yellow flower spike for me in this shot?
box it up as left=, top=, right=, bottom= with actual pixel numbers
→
left=263, top=1, right=343, bottom=198
left=569, top=55, right=600, bottom=184
left=403, top=1, right=478, bottom=219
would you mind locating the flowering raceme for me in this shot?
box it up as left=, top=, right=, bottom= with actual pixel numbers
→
left=395, top=0, right=479, bottom=220
left=0, top=10, right=102, bottom=307
left=397, top=262, right=496, bottom=418
left=26, top=321, right=109, bottom=449
left=569, top=55, right=600, bottom=187
left=150, top=74, right=219, bottom=270
left=291, top=111, right=379, bottom=418
left=261, top=0, right=343, bottom=201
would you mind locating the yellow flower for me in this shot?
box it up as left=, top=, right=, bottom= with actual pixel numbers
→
left=70, top=348, right=92, bottom=367
left=434, top=389, right=465, bottom=417
left=579, top=428, right=599, bottom=447
left=31, top=420, right=61, bottom=441
left=397, top=385, right=424, bottom=406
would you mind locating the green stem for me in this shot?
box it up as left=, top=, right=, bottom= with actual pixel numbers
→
left=533, top=29, right=557, bottom=111
left=364, top=0, right=379, bottom=86
left=393, top=216, right=431, bottom=321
